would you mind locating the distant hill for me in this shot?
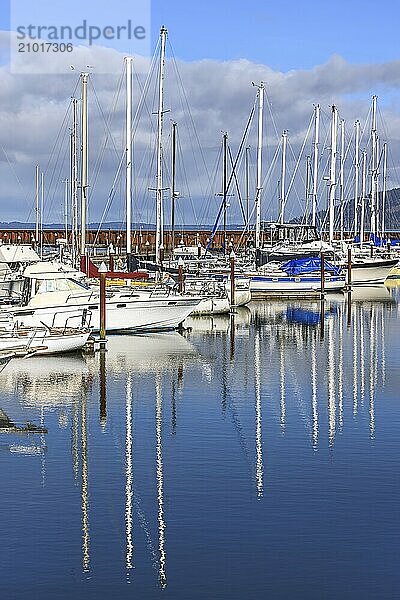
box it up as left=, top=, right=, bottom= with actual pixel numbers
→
left=2, top=187, right=400, bottom=232
left=291, top=187, right=400, bottom=231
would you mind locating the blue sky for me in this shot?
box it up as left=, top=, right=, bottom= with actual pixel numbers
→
left=2, top=0, right=399, bottom=69
left=154, top=0, right=398, bottom=69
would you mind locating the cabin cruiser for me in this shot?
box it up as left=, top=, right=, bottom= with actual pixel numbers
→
left=0, top=261, right=202, bottom=332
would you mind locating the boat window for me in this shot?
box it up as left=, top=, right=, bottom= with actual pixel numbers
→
left=35, top=277, right=90, bottom=294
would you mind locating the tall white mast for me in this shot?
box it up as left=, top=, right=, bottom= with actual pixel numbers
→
left=64, top=178, right=69, bottom=241
left=360, top=149, right=367, bottom=247
left=354, top=120, right=360, bottom=238
left=255, top=82, right=264, bottom=250
left=155, top=26, right=167, bottom=265
left=125, top=57, right=133, bottom=256
left=339, top=119, right=345, bottom=240
left=305, top=155, right=311, bottom=225
left=35, top=164, right=40, bottom=247
left=381, top=142, right=388, bottom=237
left=278, top=130, right=288, bottom=225
left=71, top=98, right=78, bottom=266
left=312, top=104, right=320, bottom=228
left=370, top=95, right=378, bottom=237
left=40, top=172, right=44, bottom=259
left=80, top=73, right=89, bottom=257
left=328, top=105, right=338, bottom=244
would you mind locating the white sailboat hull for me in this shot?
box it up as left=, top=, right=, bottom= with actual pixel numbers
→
left=249, top=274, right=346, bottom=297
left=348, top=258, right=398, bottom=285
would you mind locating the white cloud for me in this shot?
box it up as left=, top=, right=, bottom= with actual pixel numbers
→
left=1, top=30, right=400, bottom=226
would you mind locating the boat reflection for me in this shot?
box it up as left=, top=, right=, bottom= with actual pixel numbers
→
left=0, top=297, right=394, bottom=588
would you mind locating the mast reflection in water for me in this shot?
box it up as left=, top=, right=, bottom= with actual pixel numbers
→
left=0, top=287, right=399, bottom=600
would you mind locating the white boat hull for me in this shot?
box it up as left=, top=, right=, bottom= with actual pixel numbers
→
left=349, top=259, right=398, bottom=285
left=9, top=294, right=200, bottom=332
left=0, top=328, right=91, bottom=355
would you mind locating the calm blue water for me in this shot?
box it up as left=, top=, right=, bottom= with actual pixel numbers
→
left=1, top=286, right=399, bottom=600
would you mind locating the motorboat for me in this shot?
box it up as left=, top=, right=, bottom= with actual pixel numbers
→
left=0, top=261, right=202, bottom=332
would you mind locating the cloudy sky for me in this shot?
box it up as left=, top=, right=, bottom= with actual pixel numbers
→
left=0, top=0, right=399, bottom=228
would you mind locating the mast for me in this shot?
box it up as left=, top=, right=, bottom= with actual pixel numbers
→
left=35, top=164, right=40, bottom=248
left=171, top=121, right=177, bottom=252
left=155, top=26, right=167, bottom=265
left=125, top=57, right=133, bottom=256
left=71, top=98, right=79, bottom=266
left=255, top=82, right=264, bottom=249
left=354, top=120, right=360, bottom=238
left=360, top=149, right=367, bottom=247
left=381, top=142, right=388, bottom=237
left=223, top=132, right=228, bottom=253
left=245, top=145, right=250, bottom=225
left=312, top=104, right=320, bottom=228
left=278, top=130, right=288, bottom=224
left=40, top=172, right=44, bottom=259
left=376, top=135, right=380, bottom=236
left=305, top=155, right=311, bottom=225
left=339, top=119, right=345, bottom=240
left=328, top=105, right=338, bottom=244
left=64, top=178, right=69, bottom=241
left=80, top=73, right=89, bottom=257
left=370, top=95, right=378, bottom=238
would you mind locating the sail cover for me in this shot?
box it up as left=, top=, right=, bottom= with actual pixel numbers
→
left=281, top=257, right=341, bottom=276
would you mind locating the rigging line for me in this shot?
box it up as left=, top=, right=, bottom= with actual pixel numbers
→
left=176, top=128, right=198, bottom=228
left=42, top=143, right=69, bottom=244
left=168, top=41, right=214, bottom=191
left=205, top=100, right=256, bottom=252
left=228, top=145, right=246, bottom=223
left=86, top=72, right=124, bottom=211
left=0, top=144, right=32, bottom=217
left=245, top=140, right=281, bottom=232
left=131, top=56, right=159, bottom=144
left=92, top=44, right=160, bottom=243
left=37, top=100, right=73, bottom=225
left=198, top=142, right=222, bottom=226
left=41, top=108, right=73, bottom=241
left=91, top=52, right=160, bottom=245
left=198, top=143, right=223, bottom=227
left=284, top=113, right=314, bottom=208
left=265, top=89, right=280, bottom=142
left=91, top=152, right=126, bottom=247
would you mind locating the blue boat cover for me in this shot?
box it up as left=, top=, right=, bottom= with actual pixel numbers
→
left=281, top=257, right=341, bottom=276
left=368, top=233, right=400, bottom=247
